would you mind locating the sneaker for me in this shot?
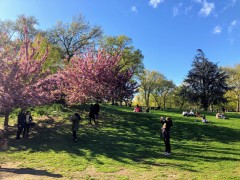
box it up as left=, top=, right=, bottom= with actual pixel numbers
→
left=165, top=153, right=171, bottom=156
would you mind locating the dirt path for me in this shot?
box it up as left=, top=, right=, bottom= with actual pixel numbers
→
left=0, top=162, right=136, bottom=180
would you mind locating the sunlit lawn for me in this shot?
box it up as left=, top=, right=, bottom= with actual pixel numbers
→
left=0, top=104, right=240, bottom=179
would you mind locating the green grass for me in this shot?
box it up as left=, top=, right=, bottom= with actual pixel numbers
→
left=0, top=104, right=240, bottom=179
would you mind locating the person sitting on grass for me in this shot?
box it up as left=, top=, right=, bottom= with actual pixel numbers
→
left=216, top=113, right=226, bottom=119
left=189, top=109, right=195, bottom=116
left=133, top=104, right=141, bottom=112
left=182, top=111, right=189, bottom=116
left=195, top=111, right=202, bottom=117
left=145, top=107, right=150, bottom=113
left=202, top=115, right=209, bottom=123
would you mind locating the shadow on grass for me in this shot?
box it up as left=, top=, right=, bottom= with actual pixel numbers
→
left=4, top=105, right=240, bottom=170
left=170, top=114, right=240, bottom=144
left=0, top=167, right=62, bottom=178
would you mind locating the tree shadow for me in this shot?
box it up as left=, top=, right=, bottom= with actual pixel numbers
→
left=0, top=167, right=62, bottom=178
left=169, top=114, right=240, bottom=144
left=3, top=105, right=240, bottom=173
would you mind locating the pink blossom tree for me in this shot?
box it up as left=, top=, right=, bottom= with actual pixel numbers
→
left=59, top=49, right=137, bottom=105
left=0, top=28, right=59, bottom=127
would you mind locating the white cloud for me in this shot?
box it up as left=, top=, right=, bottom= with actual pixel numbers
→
left=131, top=6, right=138, bottom=13
left=228, top=20, right=240, bottom=33
left=185, top=5, right=193, bottom=15
left=222, top=0, right=237, bottom=11
left=149, top=0, right=165, bottom=8
left=198, top=0, right=215, bottom=17
left=173, top=3, right=183, bottom=17
left=213, top=26, right=222, bottom=34
left=173, top=7, right=179, bottom=17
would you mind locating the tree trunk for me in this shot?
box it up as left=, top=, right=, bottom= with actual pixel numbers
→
left=146, top=92, right=150, bottom=107
left=111, top=99, right=115, bottom=105
left=163, top=97, right=166, bottom=109
left=4, top=112, right=10, bottom=128
left=237, top=94, right=240, bottom=112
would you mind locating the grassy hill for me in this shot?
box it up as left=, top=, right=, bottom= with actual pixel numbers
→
left=0, top=104, right=240, bottom=179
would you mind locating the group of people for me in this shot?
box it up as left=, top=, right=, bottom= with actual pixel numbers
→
left=182, top=109, right=195, bottom=116
left=16, top=109, right=33, bottom=140
left=216, top=113, right=226, bottom=119
left=70, top=102, right=100, bottom=142
left=133, top=104, right=150, bottom=113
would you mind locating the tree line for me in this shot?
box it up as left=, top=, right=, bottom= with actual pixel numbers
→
left=0, top=14, right=239, bottom=127
left=136, top=49, right=240, bottom=113
left=0, top=14, right=144, bottom=127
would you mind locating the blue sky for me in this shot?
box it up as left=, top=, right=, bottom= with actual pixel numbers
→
left=0, top=0, right=240, bottom=85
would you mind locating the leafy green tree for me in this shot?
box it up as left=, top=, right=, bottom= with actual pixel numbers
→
left=0, top=19, right=15, bottom=45
left=180, top=49, right=229, bottom=111
left=222, top=64, right=240, bottom=111
left=173, top=86, right=192, bottom=109
left=139, top=70, right=162, bottom=107
left=47, top=14, right=102, bottom=62
left=160, top=80, right=175, bottom=108
left=32, top=34, right=63, bottom=73
left=150, top=74, right=175, bottom=108
left=0, top=15, right=39, bottom=42
left=150, top=73, right=165, bottom=107
left=99, top=35, right=144, bottom=77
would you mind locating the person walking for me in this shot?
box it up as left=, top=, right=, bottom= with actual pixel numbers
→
left=70, top=112, right=81, bottom=142
left=160, top=116, right=173, bottom=156
left=16, top=109, right=26, bottom=140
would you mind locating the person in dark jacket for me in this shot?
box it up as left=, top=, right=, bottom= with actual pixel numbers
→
left=89, top=104, right=96, bottom=125
left=23, top=111, right=33, bottom=138
left=16, top=109, right=26, bottom=140
left=70, top=112, right=81, bottom=142
left=93, top=102, right=100, bottom=122
left=160, top=116, right=173, bottom=156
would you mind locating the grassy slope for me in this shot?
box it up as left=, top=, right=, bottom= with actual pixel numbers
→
left=0, top=105, right=240, bottom=179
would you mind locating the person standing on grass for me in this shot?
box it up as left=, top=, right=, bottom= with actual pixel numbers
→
left=93, top=102, right=100, bottom=122
left=89, top=104, right=96, bottom=125
left=23, top=111, right=33, bottom=138
left=160, top=116, right=173, bottom=156
left=70, top=112, right=81, bottom=142
left=16, top=109, right=26, bottom=140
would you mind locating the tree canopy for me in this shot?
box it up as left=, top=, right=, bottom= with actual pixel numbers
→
left=47, top=14, right=103, bottom=62
left=179, top=49, right=229, bottom=111
left=0, top=28, right=58, bottom=126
